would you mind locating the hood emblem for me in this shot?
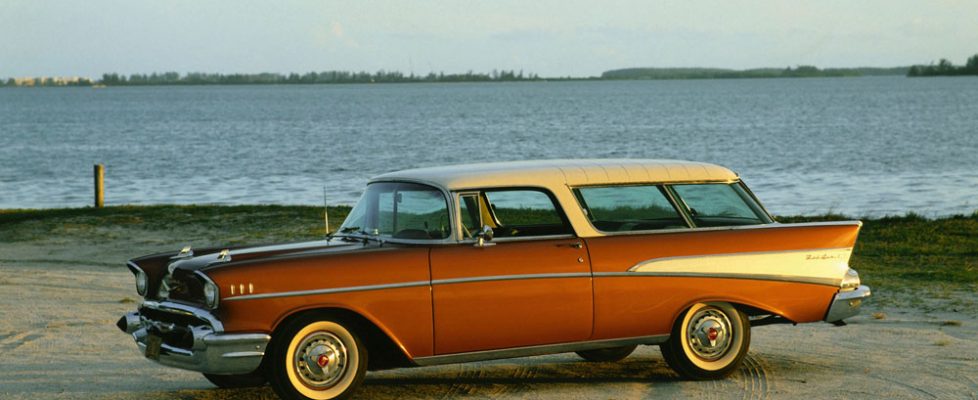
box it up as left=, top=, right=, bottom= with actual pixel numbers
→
left=216, top=249, right=231, bottom=262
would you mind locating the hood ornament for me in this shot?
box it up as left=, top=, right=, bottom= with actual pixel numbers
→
left=216, top=249, right=231, bottom=262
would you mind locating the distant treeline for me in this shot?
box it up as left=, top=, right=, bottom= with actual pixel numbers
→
left=601, top=66, right=909, bottom=80
left=0, top=70, right=547, bottom=87
left=908, top=54, right=978, bottom=77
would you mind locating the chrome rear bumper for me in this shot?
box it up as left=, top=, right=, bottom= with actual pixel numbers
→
left=824, top=285, right=872, bottom=323
left=118, top=301, right=270, bottom=375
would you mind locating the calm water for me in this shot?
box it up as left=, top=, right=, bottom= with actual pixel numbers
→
left=1, top=77, right=976, bottom=216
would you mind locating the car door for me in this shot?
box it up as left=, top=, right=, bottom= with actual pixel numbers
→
left=429, top=188, right=593, bottom=355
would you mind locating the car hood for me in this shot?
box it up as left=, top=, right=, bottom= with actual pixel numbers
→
left=168, top=238, right=380, bottom=273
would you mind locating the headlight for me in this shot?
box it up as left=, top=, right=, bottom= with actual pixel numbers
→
left=841, top=268, right=860, bottom=291
left=135, top=270, right=148, bottom=296
left=127, top=262, right=148, bottom=296
left=199, top=273, right=220, bottom=309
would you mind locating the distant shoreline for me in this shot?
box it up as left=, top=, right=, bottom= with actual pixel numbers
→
left=0, top=66, right=912, bottom=88
left=7, top=55, right=978, bottom=88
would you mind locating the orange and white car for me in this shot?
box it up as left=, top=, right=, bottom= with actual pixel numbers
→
left=118, top=159, right=871, bottom=400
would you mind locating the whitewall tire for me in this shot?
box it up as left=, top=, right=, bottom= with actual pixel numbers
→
left=660, top=302, right=750, bottom=380
left=269, top=314, right=367, bottom=400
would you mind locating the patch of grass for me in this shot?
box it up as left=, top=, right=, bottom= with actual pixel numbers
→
left=777, top=213, right=978, bottom=292
left=0, top=205, right=351, bottom=246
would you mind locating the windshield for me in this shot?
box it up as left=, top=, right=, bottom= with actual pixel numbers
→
left=339, top=182, right=451, bottom=240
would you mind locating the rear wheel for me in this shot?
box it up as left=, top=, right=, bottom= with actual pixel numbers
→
left=576, top=345, right=638, bottom=362
left=660, top=302, right=750, bottom=380
left=203, top=371, right=266, bottom=388
left=268, top=313, right=368, bottom=400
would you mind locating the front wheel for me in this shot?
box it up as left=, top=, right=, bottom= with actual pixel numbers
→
left=268, top=314, right=368, bottom=400
left=660, top=302, right=750, bottom=380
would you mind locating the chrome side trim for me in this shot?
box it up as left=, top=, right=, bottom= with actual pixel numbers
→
left=224, top=281, right=430, bottom=301
left=224, top=264, right=845, bottom=303
left=413, top=334, right=669, bottom=366
left=224, top=272, right=595, bottom=302
left=433, top=272, right=591, bottom=285
left=625, top=247, right=854, bottom=271
left=593, top=271, right=841, bottom=287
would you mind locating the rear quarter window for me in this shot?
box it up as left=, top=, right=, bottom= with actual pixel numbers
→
left=670, top=183, right=769, bottom=227
left=573, top=185, right=689, bottom=232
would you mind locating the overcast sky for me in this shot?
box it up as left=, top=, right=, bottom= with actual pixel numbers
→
left=2, top=0, right=977, bottom=78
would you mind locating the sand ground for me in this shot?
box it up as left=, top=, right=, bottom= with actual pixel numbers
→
left=2, top=244, right=977, bottom=399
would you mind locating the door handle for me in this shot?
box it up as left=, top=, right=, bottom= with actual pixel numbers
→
left=557, top=241, right=583, bottom=249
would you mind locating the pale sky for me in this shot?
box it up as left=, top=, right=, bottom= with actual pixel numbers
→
left=2, top=0, right=977, bottom=78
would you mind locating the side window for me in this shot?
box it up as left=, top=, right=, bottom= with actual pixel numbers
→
left=477, top=189, right=572, bottom=238
left=670, top=183, right=767, bottom=227
left=574, top=185, right=689, bottom=232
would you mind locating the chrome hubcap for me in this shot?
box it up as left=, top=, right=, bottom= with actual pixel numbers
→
left=293, top=332, right=348, bottom=389
left=687, top=307, right=733, bottom=361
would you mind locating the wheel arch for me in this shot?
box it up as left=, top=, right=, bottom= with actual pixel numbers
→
left=270, top=306, right=415, bottom=371
left=670, top=296, right=796, bottom=327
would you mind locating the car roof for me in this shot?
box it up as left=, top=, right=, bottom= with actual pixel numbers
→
left=370, top=159, right=739, bottom=191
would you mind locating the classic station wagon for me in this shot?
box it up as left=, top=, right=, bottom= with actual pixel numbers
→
left=118, top=159, right=871, bottom=400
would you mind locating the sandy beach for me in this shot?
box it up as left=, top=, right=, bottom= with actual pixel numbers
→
left=2, top=234, right=976, bottom=399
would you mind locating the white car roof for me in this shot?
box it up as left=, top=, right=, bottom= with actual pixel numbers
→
left=371, top=159, right=739, bottom=191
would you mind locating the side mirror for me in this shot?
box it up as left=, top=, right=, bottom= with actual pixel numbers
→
left=474, top=225, right=495, bottom=247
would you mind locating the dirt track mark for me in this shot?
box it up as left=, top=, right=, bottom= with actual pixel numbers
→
left=0, top=331, right=43, bottom=351
left=739, top=353, right=770, bottom=400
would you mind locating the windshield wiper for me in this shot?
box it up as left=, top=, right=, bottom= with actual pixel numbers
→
left=330, top=227, right=386, bottom=245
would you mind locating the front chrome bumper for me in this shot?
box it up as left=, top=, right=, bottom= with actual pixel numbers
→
left=118, top=301, right=270, bottom=375
left=824, top=285, right=872, bottom=323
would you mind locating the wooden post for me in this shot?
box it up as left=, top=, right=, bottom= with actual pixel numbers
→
left=94, top=164, right=104, bottom=208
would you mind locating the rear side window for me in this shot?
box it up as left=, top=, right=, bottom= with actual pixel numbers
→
left=574, top=185, right=689, bottom=232
left=670, top=183, right=769, bottom=227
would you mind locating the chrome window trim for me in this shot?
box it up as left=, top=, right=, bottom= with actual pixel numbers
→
left=413, top=334, right=669, bottom=366
left=737, top=180, right=776, bottom=222
left=463, top=233, right=578, bottom=244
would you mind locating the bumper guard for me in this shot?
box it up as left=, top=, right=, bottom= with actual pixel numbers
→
left=824, top=285, right=872, bottom=323
left=118, top=301, right=270, bottom=375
